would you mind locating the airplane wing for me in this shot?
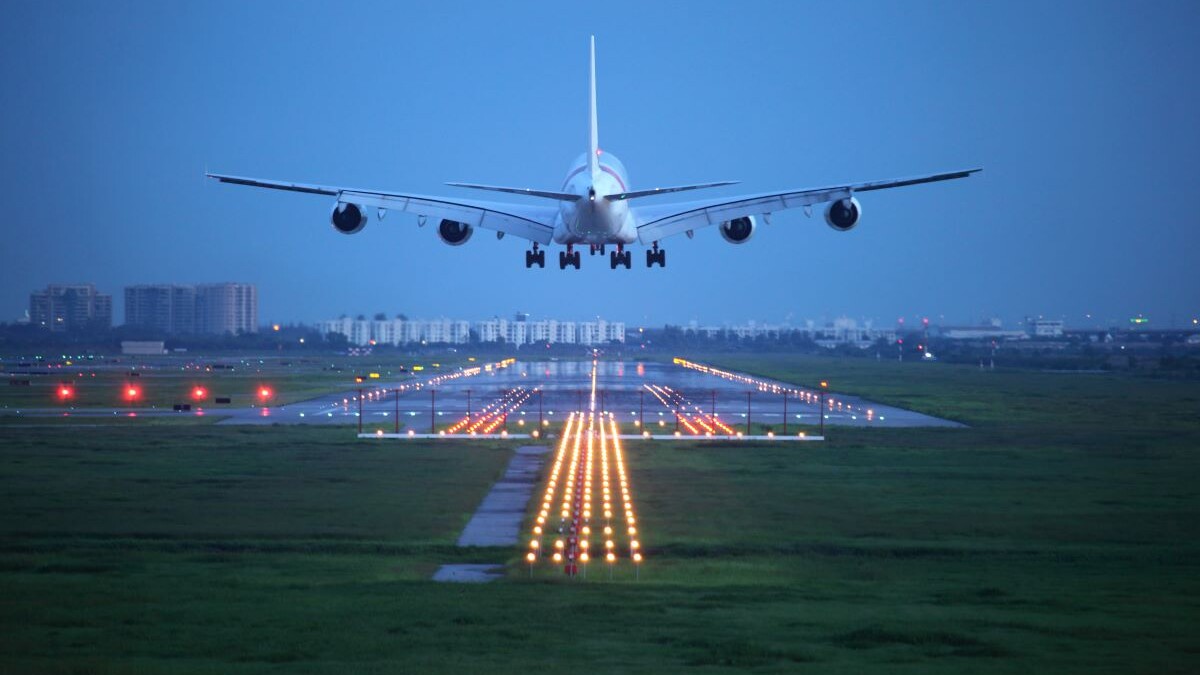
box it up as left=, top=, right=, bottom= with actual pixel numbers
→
left=207, top=173, right=558, bottom=244
left=632, top=168, right=981, bottom=244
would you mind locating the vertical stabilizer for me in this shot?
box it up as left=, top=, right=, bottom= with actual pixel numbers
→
left=588, top=35, right=599, bottom=175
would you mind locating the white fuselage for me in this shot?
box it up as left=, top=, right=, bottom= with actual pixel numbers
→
left=553, top=151, right=637, bottom=245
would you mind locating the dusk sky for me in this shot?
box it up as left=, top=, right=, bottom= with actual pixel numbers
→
left=2, top=1, right=1197, bottom=329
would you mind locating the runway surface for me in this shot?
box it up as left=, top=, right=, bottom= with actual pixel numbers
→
left=3, top=359, right=962, bottom=430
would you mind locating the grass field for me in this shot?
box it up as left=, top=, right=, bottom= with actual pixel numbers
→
left=0, top=354, right=469, bottom=410
left=1, top=355, right=1197, bottom=672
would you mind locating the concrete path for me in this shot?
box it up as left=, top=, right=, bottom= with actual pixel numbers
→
left=433, top=445, right=547, bottom=583
left=431, top=564, right=504, bottom=583
left=456, top=445, right=548, bottom=547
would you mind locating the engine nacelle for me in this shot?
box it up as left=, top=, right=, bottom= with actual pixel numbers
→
left=719, top=216, right=757, bottom=244
left=438, top=219, right=474, bottom=246
left=330, top=202, right=367, bottom=235
left=824, top=197, right=862, bottom=232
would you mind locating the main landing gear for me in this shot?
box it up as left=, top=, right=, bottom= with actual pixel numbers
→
left=609, top=244, right=632, bottom=269
left=589, top=244, right=607, bottom=256
left=525, top=243, right=546, bottom=269
left=558, top=245, right=582, bottom=270
left=645, top=241, right=666, bottom=268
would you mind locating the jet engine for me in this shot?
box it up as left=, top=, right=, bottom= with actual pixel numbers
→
left=824, top=197, right=862, bottom=232
left=719, top=216, right=757, bottom=244
left=438, top=219, right=474, bottom=246
left=330, top=202, right=367, bottom=234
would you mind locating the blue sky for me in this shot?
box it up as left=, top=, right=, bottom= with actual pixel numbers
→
left=2, top=0, right=1197, bottom=328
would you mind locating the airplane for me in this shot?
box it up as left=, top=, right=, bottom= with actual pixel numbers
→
left=208, top=37, right=980, bottom=270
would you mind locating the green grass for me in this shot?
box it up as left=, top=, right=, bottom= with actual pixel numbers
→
left=1, top=356, right=1198, bottom=672
left=685, top=352, right=1200, bottom=430
left=0, top=354, right=472, bottom=410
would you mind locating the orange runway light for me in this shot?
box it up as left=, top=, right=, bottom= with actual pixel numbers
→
left=191, top=386, right=207, bottom=401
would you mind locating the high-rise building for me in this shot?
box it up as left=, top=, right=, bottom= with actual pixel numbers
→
left=123, top=283, right=257, bottom=335
left=124, top=285, right=197, bottom=334
left=196, top=283, right=257, bottom=335
left=30, top=284, right=112, bottom=332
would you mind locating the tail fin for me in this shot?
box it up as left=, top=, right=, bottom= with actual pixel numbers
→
left=588, top=35, right=599, bottom=175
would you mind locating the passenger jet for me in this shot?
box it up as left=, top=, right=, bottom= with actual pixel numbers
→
left=208, top=37, right=980, bottom=270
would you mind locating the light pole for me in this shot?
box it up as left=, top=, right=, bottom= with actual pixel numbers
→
left=746, top=391, right=752, bottom=436
left=819, top=380, right=828, bottom=438
left=782, top=390, right=788, bottom=436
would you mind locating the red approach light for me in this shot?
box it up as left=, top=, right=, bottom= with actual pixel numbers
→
left=57, top=385, right=75, bottom=401
left=257, top=386, right=273, bottom=401
left=191, top=386, right=208, bottom=401
left=124, top=385, right=142, bottom=402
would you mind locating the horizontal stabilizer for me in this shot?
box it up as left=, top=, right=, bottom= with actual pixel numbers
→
left=446, top=182, right=581, bottom=201
left=605, top=181, right=739, bottom=201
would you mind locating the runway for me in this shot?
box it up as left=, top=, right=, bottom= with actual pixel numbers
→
left=219, top=358, right=961, bottom=430
left=2, top=358, right=963, bottom=430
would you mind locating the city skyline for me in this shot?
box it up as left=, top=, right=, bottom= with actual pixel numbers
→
left=12, top=279, right=1194, bottom=333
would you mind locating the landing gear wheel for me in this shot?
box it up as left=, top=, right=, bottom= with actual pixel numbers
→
left=571, top=251, right=581, bottom=269
left=610, top=251, right=632, bottom=269
left=525, top=249, right=546, bottom=268
left=558, top=251, right=569, bottom=270
left=645, top=248, right=666, bottom=268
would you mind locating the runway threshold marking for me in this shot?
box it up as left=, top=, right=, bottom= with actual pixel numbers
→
left=444, top=386, right=535, bottom=435
left=643, top=383, right=736, bottom=436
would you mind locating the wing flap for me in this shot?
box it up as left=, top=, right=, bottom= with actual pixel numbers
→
left=341, top=191, right=556, bottom=244
left=445, top=182, right=581, bottom=201
left=633, top=167, right=980, bottom=243
left=605, top=181, right=739, bottom=201
left=635, top=187, right=849, bottom=243
left=207, top=172, right=556, bottom=244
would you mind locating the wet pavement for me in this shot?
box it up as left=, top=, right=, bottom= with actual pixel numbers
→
left=1, top=359, right=963, bottom=429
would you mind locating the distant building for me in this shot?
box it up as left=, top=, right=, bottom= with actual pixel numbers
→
left=196, top=283, right=257, bottom=335
left=1028, top=318, right=1065, bottom=338
left=121, top=340, right=167, bottom=356
left=934, top=326, right=1027, bottom=341
left=124, top=283, right=257, bottom=335
left=317, top=315, right=624, bottom=346
left=30, top=284, right=112, bottom=332
left=125, top=285, right=197, bottom=334
left=811, top=317, right=891, bottom=349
